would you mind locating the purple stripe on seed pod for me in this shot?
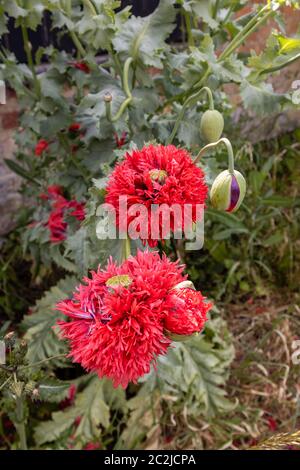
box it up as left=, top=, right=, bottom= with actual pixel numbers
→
left=227, top=175, right=240, bottom=212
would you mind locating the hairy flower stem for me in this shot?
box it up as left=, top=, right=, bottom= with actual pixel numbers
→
left=19, top=353, right=66, bottom=371
left=218, top=5, right=275, bottom=61
left=83, top=0, right=97, bottom=15
left=194, top=137, right=235, bottom=173
left=212, top=0, right=220, bottom=19
left=167, top=3, right=276, bottom=110
left=122, top=237, right=131, bottom=261
left=20, top=23, right=40, bottom=99
left=0, top=376, right=12, bottom=392
left=15, top=398, right=27, bottom=450
left=59, top=1, right=86, bottom=57
left=183, top=9, right=194, bottom=47
left=167, top=86, right=214, bottom=145
left=70, top=31, right=86, bottom=58
left=105, top=57, right=133, bottom=122
left=13, top=375, right=27, bottom=450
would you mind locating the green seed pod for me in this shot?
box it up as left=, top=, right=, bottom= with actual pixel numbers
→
left=200, top=109, right=224, bottom=143
left=210, top=169, right=246, bottom=213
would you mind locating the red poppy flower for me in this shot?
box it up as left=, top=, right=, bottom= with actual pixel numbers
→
left=164, top=287, right=209, bottom=336
left=35, top=139, right=49, bottom=156
left=47, top=208, right=67, bottom=243
left=114, top=131, right=127, bottom=148
left=84, top=442, right=101, bottom=450
left=105, top=144, right=208, bottom=246
left=46, top=199, right=85, bottom=243
left=72, top=62, right=90, bottom=74
left=56, top=251, right=211, bottom=388
left=60, top=384, right=77, bottom=409
left=69, top=123, right=81, bottom=132
left=40, top=185, right=64, bottom=200
left=68, top=200, right=85, bottom=221
left=267, top=416, right=278, bottom=432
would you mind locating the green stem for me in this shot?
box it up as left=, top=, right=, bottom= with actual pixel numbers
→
left=123, top=57, right=133, bottom=99
left=213, top=0, right=220, bottom=19
left=15, top=408, right=27, bottom=450
left=194, top=137, right=235, bottom=173
left=0, top=376, right=12, bottom=392
left=14, top=375, right=27, bottom=450
left=106, top=96, right=132, bottom=122
left=59, top=1, right=86, bottom=57
left=70, top=31, right=86, bottom=58
left=189, top=66, right=211, bottom=98
left=222, top=3, right=237, bottom=25
left=83, top=0, right=98, bottom=15
left=105, top=57, right=133, bottom=122
left=19, top=353, right=66, bottom=371
left=183, top=9, right=194, bottom=47
left=167, top=86, right=214, bottom=145
left=161, top=3, right=275, bottom=118
left=259, top=52, right=300, bottom=75
left=20, top=23, right=40, bottom=98
left=107, top=43, right=123, bottom=78
left=122, top=237, right=131, bottom=261
left=218, top=6, right=273, bottom=61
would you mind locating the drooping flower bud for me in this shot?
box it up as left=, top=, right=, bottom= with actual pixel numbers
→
left=200, top=109, right=224, bottom=143
left=210, top=169, right=246, bottom=213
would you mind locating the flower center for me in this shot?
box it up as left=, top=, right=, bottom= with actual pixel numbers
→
left=106, top=274, right=133, bottom=289
left=149, top=169, right=168, bottom=184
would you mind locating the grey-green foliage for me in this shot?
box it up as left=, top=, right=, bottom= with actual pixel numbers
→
left=1, top=0, right=300, bottom=449
left=34, top=375, right=127, bottom=446
left=22, top=276, right=78, bottom=367
left=120, top=313, right=235, bottom=448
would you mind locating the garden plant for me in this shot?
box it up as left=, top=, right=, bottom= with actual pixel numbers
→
left=0, top=0, right=300, bottom=451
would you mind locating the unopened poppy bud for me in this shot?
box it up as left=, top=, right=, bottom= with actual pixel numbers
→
left=200, top=109, right=224, bottom=143
left=210, top=169, right=246, bottom=213
left=104, top=92, right=112, bottom=103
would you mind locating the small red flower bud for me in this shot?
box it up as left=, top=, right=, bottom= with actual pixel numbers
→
left=72, top=62, right=90, bottom=74
left=35, top=139, right=49, bottom=156
left=69, top=123, right=81, bottom=132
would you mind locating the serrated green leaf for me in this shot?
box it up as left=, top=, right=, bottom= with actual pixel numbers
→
left=34, top=376, right=127, bottom=446
left=112, top=0, right=176, bottom=67
left=240, top=80, right=289, bottom=115
left=4, top=159, right=40, bottom=185
left=38, top=379, right=71, bottom=403
left=22, top=276, right=78, bottom=366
